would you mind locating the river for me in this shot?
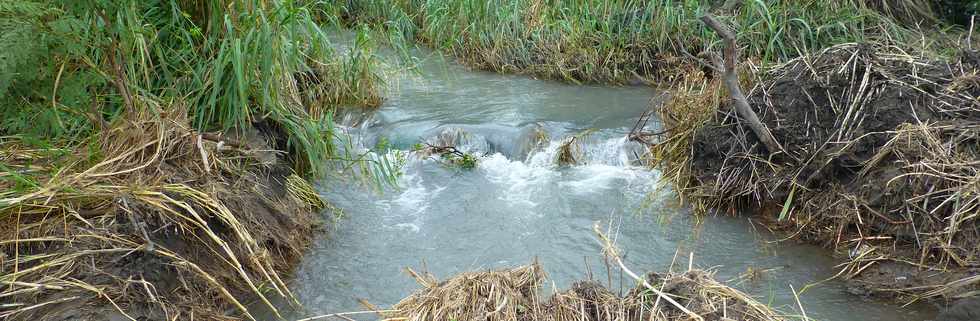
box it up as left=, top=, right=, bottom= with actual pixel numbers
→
left=271, top=50, right=935, bottom=321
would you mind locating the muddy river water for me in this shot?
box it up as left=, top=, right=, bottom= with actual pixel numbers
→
left=271, top=51, right=936, bottom=320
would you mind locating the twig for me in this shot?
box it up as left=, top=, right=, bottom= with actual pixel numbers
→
left=628, top=94, right=671, bottom=145
left=969, top=15, right=976, bottom=50
left=593, top=223, right=704, bottom=321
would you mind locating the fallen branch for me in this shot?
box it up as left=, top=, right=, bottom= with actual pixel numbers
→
left=700, top=14, right=783, bottom=155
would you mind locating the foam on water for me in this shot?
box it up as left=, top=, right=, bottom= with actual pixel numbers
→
left=481, top=153, right=558, bottom=209
left=383, top=167, right=445, bottom=233
left=559, top=164, right=654, bottom=196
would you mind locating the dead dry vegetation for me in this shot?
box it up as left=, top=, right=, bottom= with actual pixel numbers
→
left=0, top=106, right=325, bottom=320
left=648, top=42, right=980, bottom=302
left=385, top=262, right=784, bottom=321
left=373, top=225, right=789, bottom=321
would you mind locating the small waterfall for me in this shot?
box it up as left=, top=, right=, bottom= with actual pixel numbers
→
left=526, top=133, right=649, bottom=168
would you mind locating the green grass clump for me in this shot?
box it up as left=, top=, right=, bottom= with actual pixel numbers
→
left=1, top=0, right=387, bottom=176
left=329, top=0, right=951, bottom=83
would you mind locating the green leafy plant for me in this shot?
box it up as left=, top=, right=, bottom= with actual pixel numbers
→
left=455, top=153, right=478, bottom=170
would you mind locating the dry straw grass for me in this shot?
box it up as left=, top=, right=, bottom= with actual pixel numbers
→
left=383, top=224, right=785, bottom=321
left=0, top=100, right=324, bottom=320
left=388, top=264, right=544, bottom=321
left=642, top=67, right=725, bottom=214
left=648, top=43, right=980, bottom=301
left=383, top=262, right=785, bottom=321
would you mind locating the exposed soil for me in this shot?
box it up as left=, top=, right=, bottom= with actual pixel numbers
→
left=684, top=43, right=980, bottom=303
left=0, top=113, right=322, bottom=320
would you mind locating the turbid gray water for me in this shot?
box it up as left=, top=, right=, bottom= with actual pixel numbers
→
left=272, top=52, right=936, bottom=321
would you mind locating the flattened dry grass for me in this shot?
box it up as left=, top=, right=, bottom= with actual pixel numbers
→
left=0, top=103, right=325, bottom=320
left=385, top=261, right=786, bottom=321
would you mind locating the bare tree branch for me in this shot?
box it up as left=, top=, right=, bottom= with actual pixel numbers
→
left=700, top=14, right=783, bottom=155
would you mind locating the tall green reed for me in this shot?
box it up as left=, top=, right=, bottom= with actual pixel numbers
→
left=1, top=0, right=387, bottom=176
left=329, top=0, right=934, bottom=83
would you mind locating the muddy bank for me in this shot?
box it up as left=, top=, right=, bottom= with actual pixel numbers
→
left=382, top=262, right=785, bottom=321
left=0, top=110, right=323, bottom=320
left=655, top=43, right=980, bottom=303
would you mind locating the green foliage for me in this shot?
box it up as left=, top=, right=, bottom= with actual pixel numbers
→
left=329, top=0, right=939, bottom=83
left=0, top=1, right=99, bottom=139
left=0, top=0, right=387, bottom=177
left=374, top=136, right=391, bottom=151
left=456, top=153, right=478, bottom=170
left=440, top=151, right=478, bottom=170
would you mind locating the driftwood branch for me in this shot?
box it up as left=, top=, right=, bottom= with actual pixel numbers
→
left=699, top=14, right=783, bottom=155
left=627, top=108, right=658, bottom=145
left=627, top=93, right=672, bottom=146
